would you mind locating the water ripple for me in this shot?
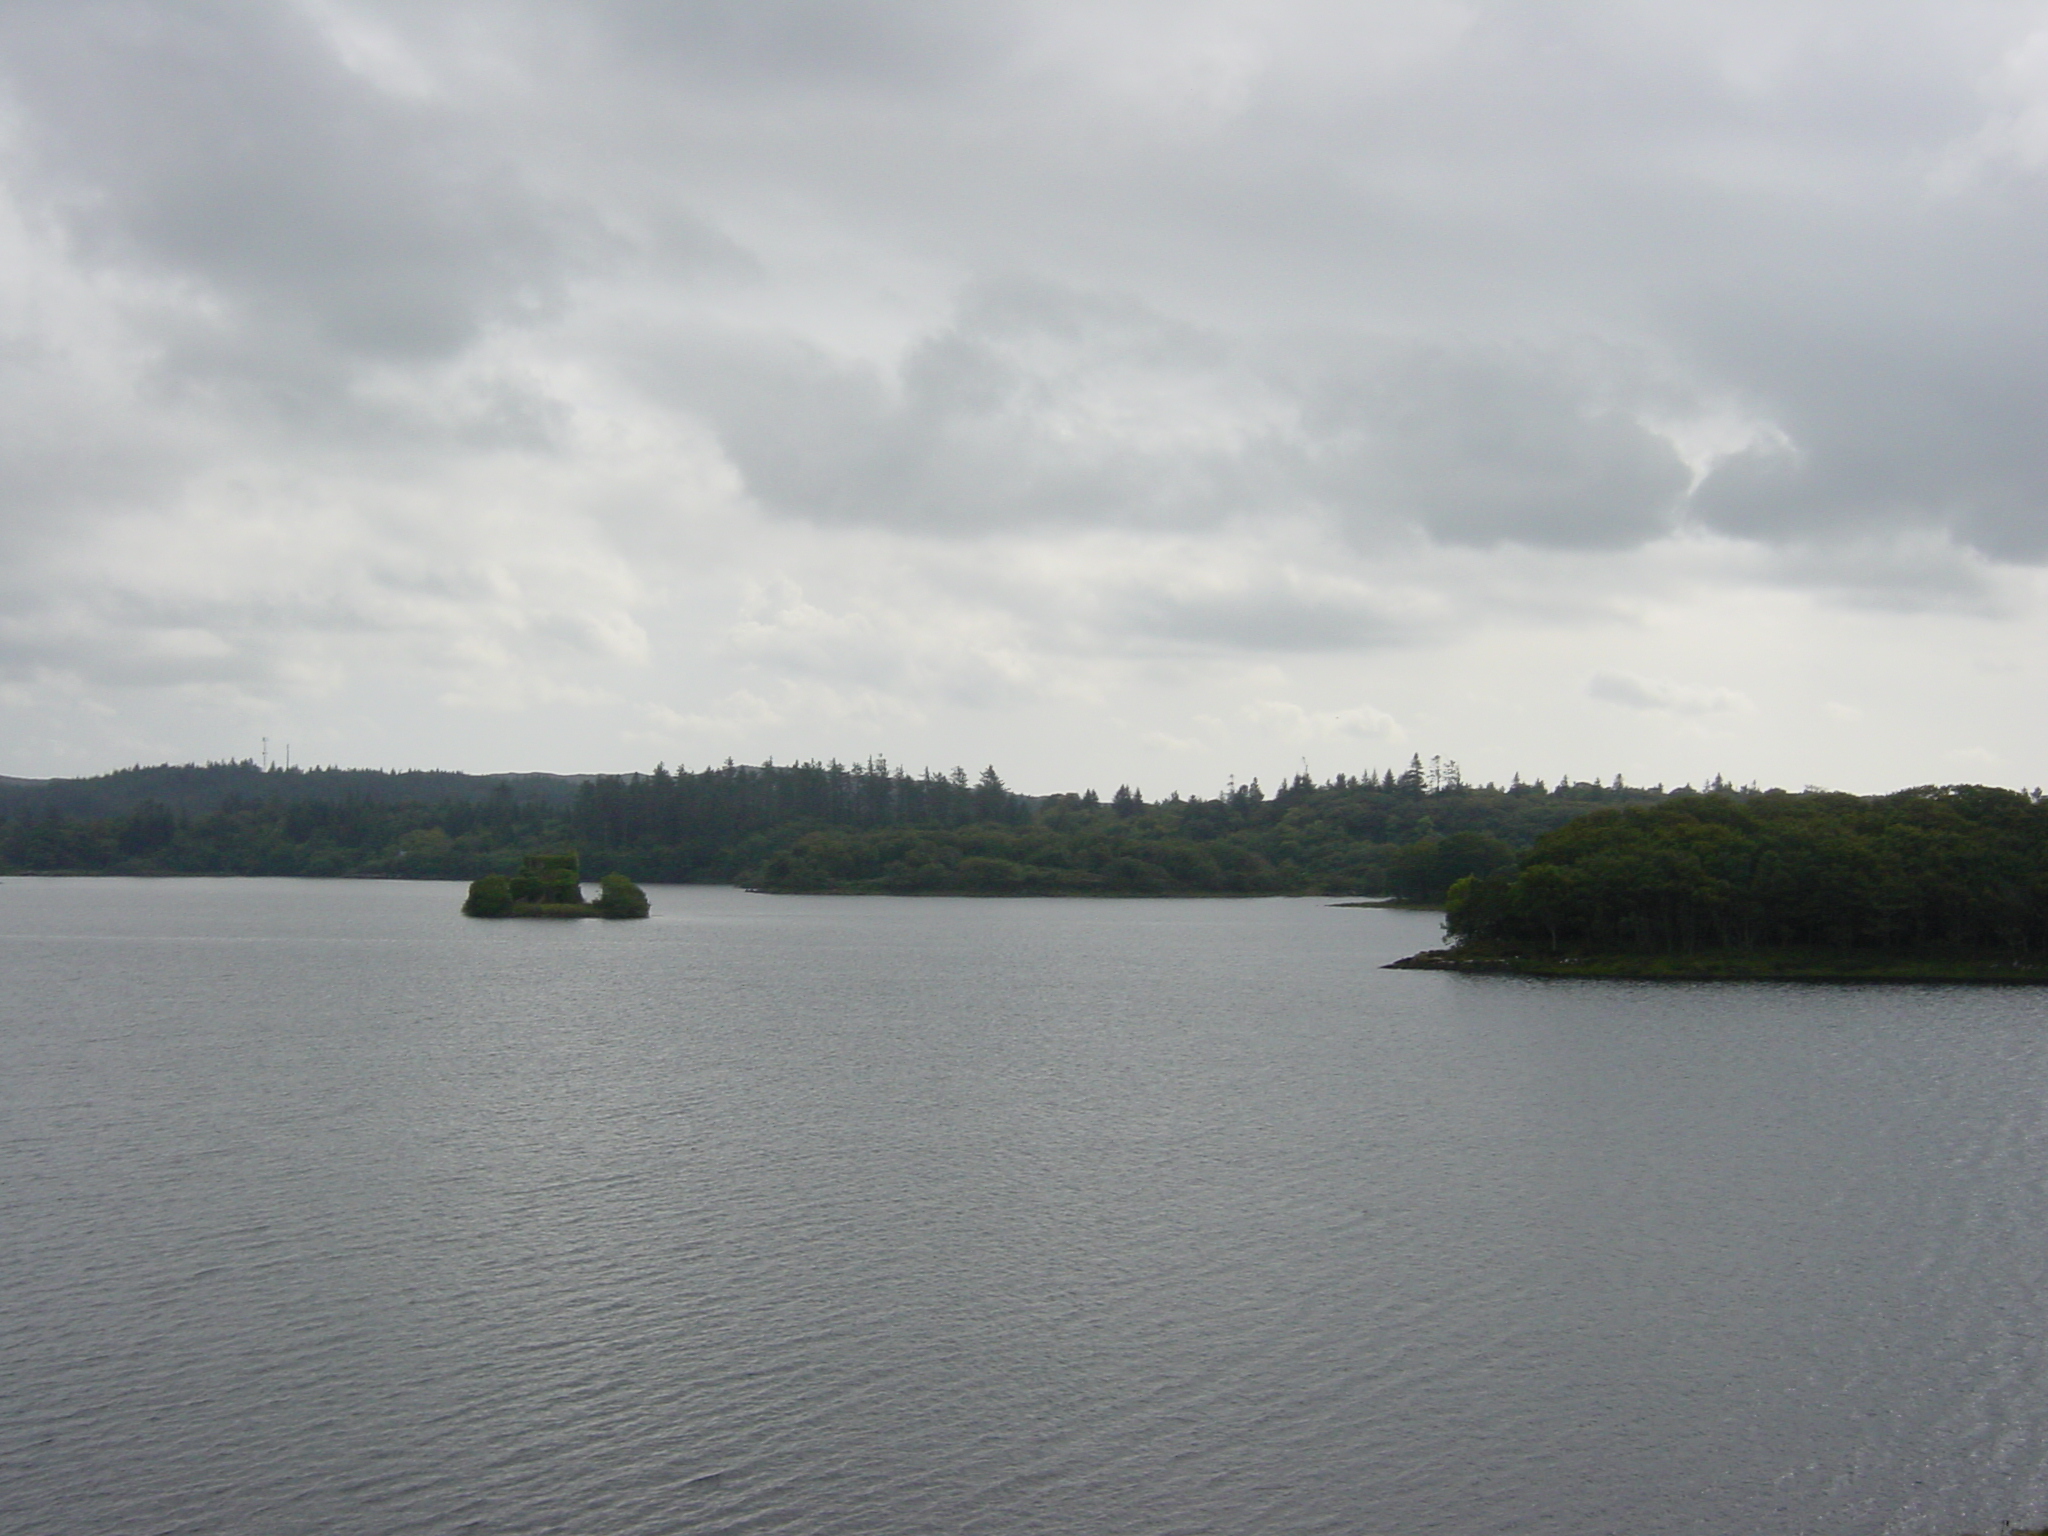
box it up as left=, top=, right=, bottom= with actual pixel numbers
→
left=6, top=880, right=2048, bottom=1533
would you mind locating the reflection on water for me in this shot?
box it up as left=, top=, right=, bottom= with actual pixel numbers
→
left=2, top=877, right=2046, bottom=1535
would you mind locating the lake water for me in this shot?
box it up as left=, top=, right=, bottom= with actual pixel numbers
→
left=3, top=878, right=2047, bottom=1536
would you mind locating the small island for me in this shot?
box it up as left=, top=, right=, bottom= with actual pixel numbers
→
left=463, top=852, right=650, bottom=919
left=1389, top=785, right=2048, bottom=982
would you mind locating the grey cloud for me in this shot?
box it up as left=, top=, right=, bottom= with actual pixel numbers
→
left=1763, top=533, right=2008, bottom=614
left=654, top=287, right=1694, bottom=551
left=1684, top=288, right=2048, bottom=561
left=1295, top=341, right=1694, bottom=550
left=1588, top=672, right=1750, bottom=714
left=584, top=0, right=1015, bottom=93
left=670, top=258, right=2047, bottom=578
left=10, top=0, right=2048, bottom=781
left=621, top=207, right=763, bottom=282
left=611, top=0, right=2048, bottom=574
left=0, top=632, right=258, bottom=690
left=13, top=1, right=2032, bottom=568
left=0, top=586, right=281, bottom=689
left=1116, top=580, right=1417, bottom=653
left=0, top=390, right=188, bottom=543
left=0, top=2, right=573, bottom=365
left=0, top=527, right=644, bottom=697
left=642, top=280, right=1284, bottom=534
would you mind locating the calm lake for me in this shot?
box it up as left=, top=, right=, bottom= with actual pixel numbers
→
left=3, top=878, right=2046, bottom=1535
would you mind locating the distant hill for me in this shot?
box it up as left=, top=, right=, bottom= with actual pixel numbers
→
left=0, top=761, right=590, bottom=818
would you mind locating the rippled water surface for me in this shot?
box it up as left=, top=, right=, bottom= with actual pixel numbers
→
left=5, top=878, right=2048, bottom=1535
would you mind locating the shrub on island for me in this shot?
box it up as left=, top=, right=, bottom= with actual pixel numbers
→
left=463, top=852, right=650, bottom=919
left=509, top=851, right=583, bottom=906
left=462, top=873, right=514, bottom=916
left=595, top=871, right=650, bottom=918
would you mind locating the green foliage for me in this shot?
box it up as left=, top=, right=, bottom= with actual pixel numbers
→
left=0, top=776, right=566, bottom=880
left=1445, top=787, right=2048, bottom=958
left=1, top=753, right=1683, bottom=899
left=595, top=872, right=650, bottom=918
left=1386, top=831, right=1516, bottom=902
left=520, top=851, right=583, bottom=905
left=464, top=851, right=645, bottom=919
left=117, top=800, right=177, bottom=856
left=568, top=756, right=1026, bottom=880
left=462, top=874, right=514, bottom=917
left=733, top=771, right=1665, bottom=896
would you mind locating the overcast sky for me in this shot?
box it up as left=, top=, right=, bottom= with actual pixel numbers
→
left=3, top=0, right=2047, bottom=794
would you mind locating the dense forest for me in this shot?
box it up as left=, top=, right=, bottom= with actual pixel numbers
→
left=1441, top=785, right=2048, bottom=962
left=0, top=755, right=1675, bottom=899
left=0, top=761, right=587, bottom=818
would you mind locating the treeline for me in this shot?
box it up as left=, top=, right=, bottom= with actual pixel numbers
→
left=0, top=789, right=566, bottom=880
left=570, top=758, right=1029, bottom=880
left=0, top=754, right=1684, bottom=897
left=0, top=760, right=587, bottom=819
left=1445, top=786, right=2048, bottom=957
left=571, top=756, right=1670, bottom=893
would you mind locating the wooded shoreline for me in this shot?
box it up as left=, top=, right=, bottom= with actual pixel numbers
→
left=1416, top=783, right=2048, bottom=979
left=1386, top=946, right=2048, bottom=983
left=0, top=755, right=1656, bottom=899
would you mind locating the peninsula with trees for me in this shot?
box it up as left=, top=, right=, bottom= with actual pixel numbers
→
left=1391, top=784, right=2048, bottom=981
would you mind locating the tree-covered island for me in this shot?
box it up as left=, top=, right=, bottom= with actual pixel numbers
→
left=1391, top=785, right=2048, bottom=981
left=464, top=853, right=649, bottom=919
